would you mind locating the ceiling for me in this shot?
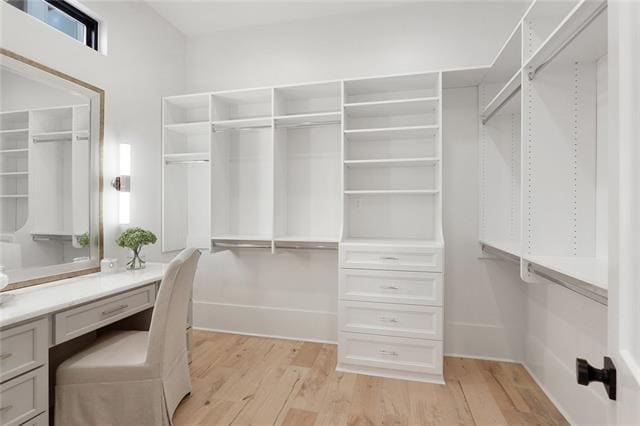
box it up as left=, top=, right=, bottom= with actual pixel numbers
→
left=145, top=1, right=406, bottom=36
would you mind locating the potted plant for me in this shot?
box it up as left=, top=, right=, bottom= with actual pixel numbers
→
left=116, top=227, right=157, bottom=270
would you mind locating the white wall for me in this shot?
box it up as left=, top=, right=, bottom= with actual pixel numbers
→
left=0, top=0, right=186, bottom=263
left=184, top=2, right=529, bottom=347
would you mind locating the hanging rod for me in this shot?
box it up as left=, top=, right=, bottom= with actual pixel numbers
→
left=481, top=84, right=521, bottom=125
left=212, top=124, right=271, bottom=133
left=528, top=2, right=607, bottom=81
left=165, top=159, right=209, bottom=165
left=32, top=233, right=72, bottom=242
left=32, top=135, right=89, bottom=143
left=275, top=120, right=341, bottom=130
left=527, top=262, right=607, bottom=306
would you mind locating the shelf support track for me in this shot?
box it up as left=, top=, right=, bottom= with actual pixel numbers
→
left=528, top=2, right=608, bottom=81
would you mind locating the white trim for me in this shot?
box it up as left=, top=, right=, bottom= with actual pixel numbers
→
left=522, top=362, right=575, bottom=425
left=192, top=326, right=336, bottom=345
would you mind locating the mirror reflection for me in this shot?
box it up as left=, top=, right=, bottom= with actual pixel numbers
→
left=0, top=66, right=91, bottom=273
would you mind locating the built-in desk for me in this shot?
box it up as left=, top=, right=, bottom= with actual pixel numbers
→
left=0, top=264, right=169, bottom=426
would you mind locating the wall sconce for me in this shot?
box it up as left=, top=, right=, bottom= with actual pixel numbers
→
left=112, top=143, right=131, bottom=225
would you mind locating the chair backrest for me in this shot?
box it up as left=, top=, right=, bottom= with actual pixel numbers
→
left=146, top=248, right=201, bottom=374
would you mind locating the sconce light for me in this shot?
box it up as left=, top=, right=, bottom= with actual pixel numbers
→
left=112, top=143, right=131, bottom=225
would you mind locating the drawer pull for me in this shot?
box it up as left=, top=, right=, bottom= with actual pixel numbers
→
left=379, top=316, right=399, bottom=323
left=101, top=304, right=129, bottom=316
left=379, top=349, right=399, bottom=356
left=0, top=405, right=12, bottom=412
left=380, top=256, right=399, bottom=261
left=0, top=353, right=12, bottom=361
left=380, top=285, right=399, bottom=290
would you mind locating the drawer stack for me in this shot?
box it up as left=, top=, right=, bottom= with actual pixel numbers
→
left=0, top=319, right=49, bottom=426
left=337, top=242, right=445, bottom=383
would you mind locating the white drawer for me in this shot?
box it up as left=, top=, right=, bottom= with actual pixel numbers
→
left=340, top=243, right=443, bottom=272
left=339, top=301, right=442, bottom=340
left=0, top=318, right=48, bottom=383
left=338, top=332, right=442, bottom=375
left=339, top=269, right=443, bottom=306
left=21, top=410, right=48, bottom=426
left=54, top=284, right=156, bottom=344
left=0, top=367, right=47, bottom=426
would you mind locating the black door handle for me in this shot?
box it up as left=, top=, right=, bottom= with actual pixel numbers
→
left=576, top=356, right=616, bottom=400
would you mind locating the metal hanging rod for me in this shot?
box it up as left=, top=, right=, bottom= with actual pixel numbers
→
left=32, top=233, right=72, bottom=242
left=32, top=135, right=89, bottom=143
left=481, top=85, right=521, bottom=125
left=165, top=159, right=209, bottom=165
left=528, top=2, right=607, bottom=81
left=275, top=120, right=341, bottom=130
left=212, top=124, right=271, bottom=133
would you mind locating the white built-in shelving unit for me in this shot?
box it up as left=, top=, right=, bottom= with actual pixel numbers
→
left=0, top=104, right=89, bottom=246
left=338, top=72, right=445, bottom=383
left=478, top=0, right=609, bottom=304
left=162, top=72, right=445, bottom=383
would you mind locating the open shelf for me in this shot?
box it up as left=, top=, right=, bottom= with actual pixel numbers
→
left=212, top=88, right=272, bottom=121
left=484, top=24, right=522, bottom=85
left=344, top=73, right=439, bottom=103
left=164, top=94, right=210, bottom=126
left=213, top=116, right=272, bottom=131
left=526, top=1, right=607, bottom=80
left=523, top=0, right=582, bottom=64
left=211, top=235, right=272, bottom=249
left=0, top=171, right=28, bottom=177
left=164, top=152, right=209, bottom=163
left=0, top=148, right=28, bottom=156
left=164, top=121, right=210, bottom=135
left=274, top=236, right=338, bottom=250
left=345, top=98, right=438, bottom=131
left=344, top=97, right=438, bottom=116
left=0, top=110, right=29, bottom=131
left=344, top=125, right=439, bottom=140
left=274, top=111, right=340, bottom=127
left=0, top=128, right=28, bottom=135
left=0, top=194, right=28, bottom=199
left=31, top=106, right=72, bottom=134
left=482, top=70, right=522, bottom=123
left=274, top=81, right=341, bottom=116
left=525, top=255, right=607, bottom=291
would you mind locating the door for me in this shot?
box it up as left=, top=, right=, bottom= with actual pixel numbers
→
left=608, top=1, right=640, bottom=423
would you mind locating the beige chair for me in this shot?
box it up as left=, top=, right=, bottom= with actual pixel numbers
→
left=55, top=248, right=201, bottom=426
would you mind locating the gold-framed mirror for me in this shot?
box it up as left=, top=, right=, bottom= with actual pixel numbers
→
left=0, top=48, right=104, bottom=290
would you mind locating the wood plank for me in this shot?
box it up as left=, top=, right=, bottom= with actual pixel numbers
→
left=174, top=331, right=568, bottom=426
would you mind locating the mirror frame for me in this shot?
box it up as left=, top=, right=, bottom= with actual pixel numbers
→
left=1, top=48, right=104, bottom=290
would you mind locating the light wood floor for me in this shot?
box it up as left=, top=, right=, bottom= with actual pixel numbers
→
left=173, top=330, right=568, bottom=425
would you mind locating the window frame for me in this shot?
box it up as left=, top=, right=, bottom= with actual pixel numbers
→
left=43, top=0, right=99, bottom=51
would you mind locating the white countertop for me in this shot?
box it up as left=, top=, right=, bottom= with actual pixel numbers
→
left=0, top=263, right=167, bottom=329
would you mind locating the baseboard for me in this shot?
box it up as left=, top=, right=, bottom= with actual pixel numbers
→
left=193, top=300, right=337, bottom=343
left=444, top=353, right=521, bottom=364
left=522, top=362, right=575, bottom=425
left=444, top=321, right=524, bottom=362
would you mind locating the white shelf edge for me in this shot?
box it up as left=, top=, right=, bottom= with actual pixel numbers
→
left=0, top=194, right=28, bottom=198
left=0, top=128, right=29, bottom=134
left=31, top=130, right=73, bottom=138
left=0, top=149, right=28, bottom=154
left=344, top=157, right=439, bottom=167
left=164, top=121, right=210, bottom=128
left=344, top=125, right=439, bottom=135
left=0, top=171, right=29, bottom=177
left=343, top=97, right=439, bottom=108
left=341, top=238, right=444, bottom=248
left=481, top=69, right=522, bottom=124
left=524, top=0, right=607, bottom=79
left=344, top=189, right=439, bottom=195
left=524, top=255, right=608, bottom=305
left=273, top=111, right=340, bottom=120
left=480, top=240, right=520, bottom=263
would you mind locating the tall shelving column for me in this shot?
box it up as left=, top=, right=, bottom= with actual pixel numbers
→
left=337, top=72, right=445, bottom=383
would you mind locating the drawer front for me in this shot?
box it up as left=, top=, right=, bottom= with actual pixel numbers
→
left=0, top=367, right=47, bottom=426
left=54, top=284, right=156, bottom=344
left=339, top=301, right=442, bottom=340
left=339, top=269, right=443, bottom=306
left=340, top=244, right=443, bottom=272
left=338, top=332, right=442, bottom=375
left=21, top=411, right=48, bottom=426
left=0, top=318, right=48, bottom=383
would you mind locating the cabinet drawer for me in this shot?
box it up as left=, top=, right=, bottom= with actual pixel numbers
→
left=21, top=411, right=48, bottom=426
left=54, top=284, right=156, bottom=344
left=340, top=244, right=443, bottom=272
left=339, top=301, right=442, bottom=340
left=338, top=332, right=442, bottom=375
left=0, top=367, right=47, bottom=426
left=0, top=318, right=48, bottom=383
left=339, top=269, right=442, bottom=306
